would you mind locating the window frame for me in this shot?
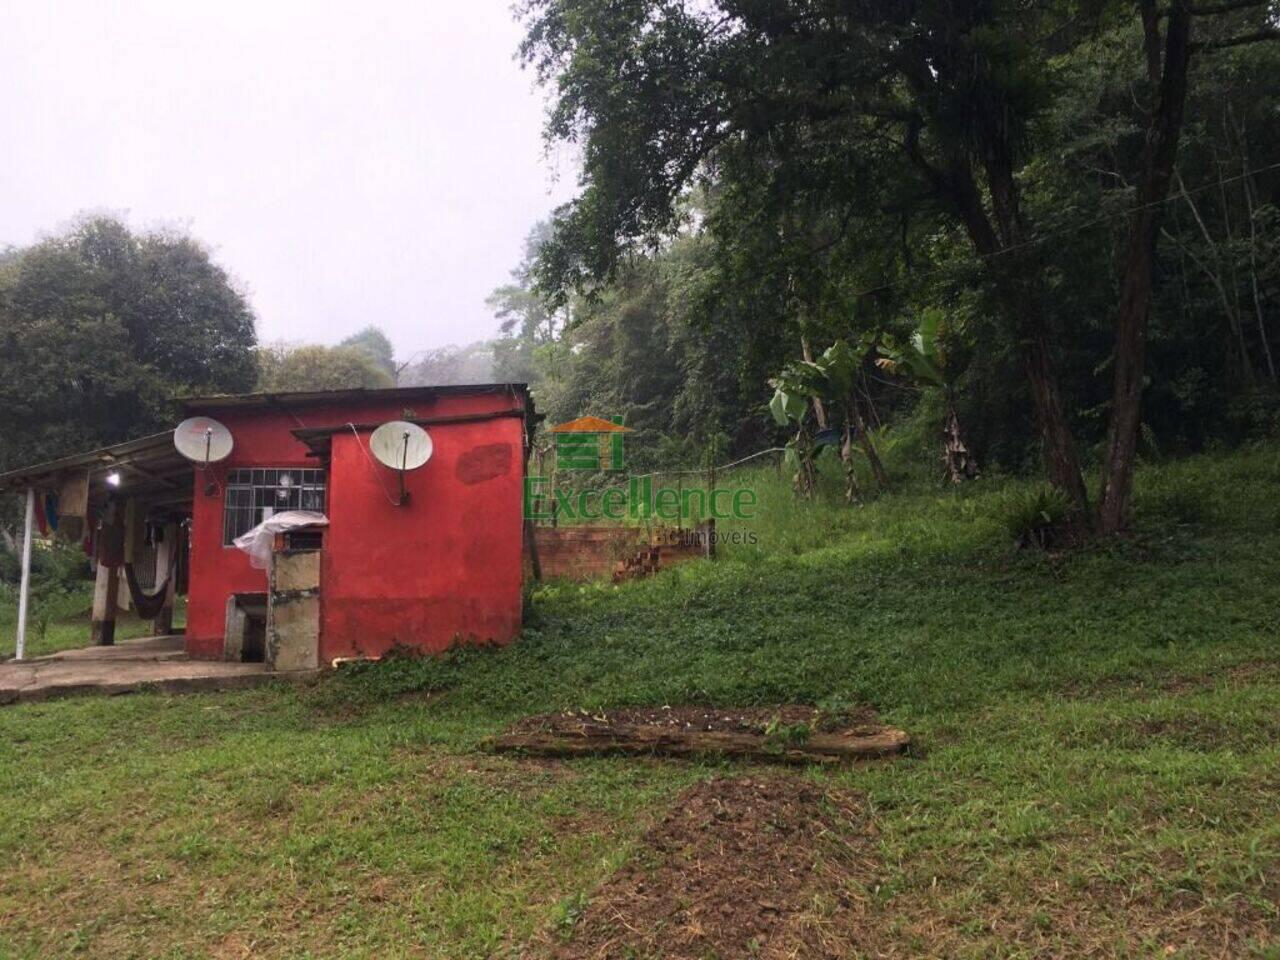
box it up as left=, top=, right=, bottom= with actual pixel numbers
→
left=222, top=466, right=328, bottom=546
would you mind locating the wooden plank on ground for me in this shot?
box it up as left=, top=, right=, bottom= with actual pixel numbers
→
left=487, top=723, right=910, bottom=764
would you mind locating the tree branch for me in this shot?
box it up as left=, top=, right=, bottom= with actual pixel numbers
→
left=1142, top=0, right=1163, bottom=83
left=1188, top=0, right=1273, bottom=14
left=1193, top=27, right=1280, bottom=49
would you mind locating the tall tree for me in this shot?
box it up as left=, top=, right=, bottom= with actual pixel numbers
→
left=0, top=215, right=258, bottom=471
left=521, top=0, right=1092, bottom=509
left=397, top=342, right=497, bottom=386
left=256, top=343, right=395, bottom=391
left=1098, top=0, right=1277, bottom=532
left=520, top=0, right=1279, bottom=530
left=340, top=326, right=397, bottom=379
left=489, top=222, right=570, bottom=385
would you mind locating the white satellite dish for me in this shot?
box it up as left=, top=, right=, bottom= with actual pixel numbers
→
left=174, top=417, right=234, bottom=465
left=369, top=421, right=432, bottom=505
left=370, top=421, right=433, bottom=471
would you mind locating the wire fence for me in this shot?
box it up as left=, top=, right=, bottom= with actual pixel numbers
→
left=526, top=443, right=788, bottom=529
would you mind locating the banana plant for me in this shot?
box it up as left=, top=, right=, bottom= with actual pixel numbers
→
left=877, top=308, right=978, bottom=484
left=769, top=338, right=890, bottom=502
left=769, top=373, right=820, bottom=498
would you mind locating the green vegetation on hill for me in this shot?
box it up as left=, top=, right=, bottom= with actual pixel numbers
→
left=337, top=444, right=1280, bottom=721
left=505, top=0, right=1280, bottom=535
left=2, top=447, right=1278, bottom=956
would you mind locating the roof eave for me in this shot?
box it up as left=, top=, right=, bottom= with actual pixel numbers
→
left=180, top=382, right=530, bottom=413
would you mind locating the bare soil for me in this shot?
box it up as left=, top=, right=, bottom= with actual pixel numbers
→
left=546, top=775, right=872, bottom=960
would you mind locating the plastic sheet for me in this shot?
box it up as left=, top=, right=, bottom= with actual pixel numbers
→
left=232, top=511, right=328, bottom=570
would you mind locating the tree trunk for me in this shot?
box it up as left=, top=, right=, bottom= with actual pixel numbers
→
left=1099, top=1, right=1193, bottom=534
left=1020, top=321, right=1091, bottom=513
left=852, top=402, right=890, bottom=490
left=840, top=419, right=862, bottom=503
left=932, top=145, right=1091, bottom=516
left=943, top=394, right=978, bottom=483
left=982, top=111, right=1093, bottom=519
left=792, top=426, right=817, bottom=499
left=800, top=335, right=829, bottom=429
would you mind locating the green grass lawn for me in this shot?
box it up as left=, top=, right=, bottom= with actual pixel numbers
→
left=1, top=447, right=1279, bottom=957
left=0, top=589, right=185, bottom=660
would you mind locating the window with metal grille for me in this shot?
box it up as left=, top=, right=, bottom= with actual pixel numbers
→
left=222, top=468, right=327, bottom=545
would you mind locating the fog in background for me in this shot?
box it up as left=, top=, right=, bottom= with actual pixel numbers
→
left=0, top=1, right=575, bottom=358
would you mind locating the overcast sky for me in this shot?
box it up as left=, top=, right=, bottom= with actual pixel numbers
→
left=0, top=1, right=577, bottom=359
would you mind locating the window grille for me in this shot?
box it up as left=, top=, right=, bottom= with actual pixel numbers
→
left=222, top=468, right=326, bottom=545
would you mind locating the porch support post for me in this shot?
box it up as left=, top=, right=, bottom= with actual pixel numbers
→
left=90, top=559, right=118, bottom=646
left=14, top=487, right=35, bottom=661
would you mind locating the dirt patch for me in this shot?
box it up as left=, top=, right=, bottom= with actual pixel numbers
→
left=547, top=775, right=872, bottom=960
left=1153, top=659, right=1280, bottom=696
left=1061, top=658, right=1280, bottom=702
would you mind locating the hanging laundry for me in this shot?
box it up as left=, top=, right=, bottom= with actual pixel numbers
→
left=97, top=506, right=125, bottom=569
left=34, top=492, right=50, bottom=537
left=59, top=471, right=89, bottom=518
left=56, top=471, right=89, bottom=542
left=123, top=499, right=147, bottom=564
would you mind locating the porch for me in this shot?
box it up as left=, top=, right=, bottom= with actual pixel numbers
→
left=0, top=635, right=307, bottom=705
left=0, top=430, right=195, bottom=661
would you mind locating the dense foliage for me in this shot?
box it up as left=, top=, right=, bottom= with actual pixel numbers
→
left=399, top=341, right=497, bottom=387
left=503, top=0, right=1280, bottom=528
left=0, top=216, right=258, bottom=475
left=256, top=342, right=394, bottom=392
left=491, top=220, right=797, bottom=468
left=339, top=326, right=397, bottom=379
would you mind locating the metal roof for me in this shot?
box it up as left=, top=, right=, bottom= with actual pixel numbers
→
left=290, top=407, right=531, bottom=454
left=0, top=384, right=533, bottom=502
left=0, top=431, right=195, bottom=507
left=181, top=382, right=529, bottom=412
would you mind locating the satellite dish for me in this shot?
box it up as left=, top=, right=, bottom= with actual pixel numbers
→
left=370, top=421, right=433, bottom=471
left=369, top=421, right=432, bottom=505
left=174, top=417, right=234, bottom=465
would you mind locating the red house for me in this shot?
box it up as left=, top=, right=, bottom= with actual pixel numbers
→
left=1, top=385, right=533, bottom=668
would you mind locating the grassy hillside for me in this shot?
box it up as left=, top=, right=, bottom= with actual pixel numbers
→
left=1, top=446, right=1279, bottom=957
left=345, top=444, right=1280, bottom=720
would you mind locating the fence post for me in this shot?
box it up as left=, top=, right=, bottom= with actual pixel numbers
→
left=550, top=461, right=559, bottom=528
left=705, top=461, right=716, bottom=560
left=676, top=472, right=683, bottom=531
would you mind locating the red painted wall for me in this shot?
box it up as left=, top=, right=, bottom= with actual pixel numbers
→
left=184, top=390, right=527, bottom=661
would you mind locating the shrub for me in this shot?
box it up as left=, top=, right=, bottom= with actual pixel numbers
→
left=0, top=540, right=90, bottom=590
left=998, top=486, right=1073, bottom=550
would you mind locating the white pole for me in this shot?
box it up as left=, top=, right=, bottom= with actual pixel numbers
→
left=15, top=487, right=35, bottom=661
